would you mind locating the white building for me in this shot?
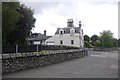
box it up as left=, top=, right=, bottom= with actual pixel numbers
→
left=45, top=19, right=84, bottom=48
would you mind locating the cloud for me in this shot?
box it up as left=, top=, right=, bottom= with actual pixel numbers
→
left=75, top=2, right=118, bottom=38
left=20, top=0, right=118, bottom=38
left=19, top=2, right=62, bottom=15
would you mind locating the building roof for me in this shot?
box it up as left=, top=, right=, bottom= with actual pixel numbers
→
left=27, top=33, right=51, bottom=41
left=34, top=35, right=51, bottom=41
left=55, top=27, right=80, bottom=34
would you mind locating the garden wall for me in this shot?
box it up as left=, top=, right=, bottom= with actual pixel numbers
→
left=2, top=49, right=88, bottom=74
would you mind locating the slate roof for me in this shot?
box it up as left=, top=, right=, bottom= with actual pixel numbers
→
left=27, top=33, right=51, bottom=41
left=55, top=27, right=80, bottom=34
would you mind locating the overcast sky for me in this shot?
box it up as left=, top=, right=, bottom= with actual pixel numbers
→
left=19, top=0, right=118, bottom=38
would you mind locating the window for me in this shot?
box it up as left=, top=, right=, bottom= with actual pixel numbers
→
left=60, top=40, right=63, bottom=44
left=71, top=40, right=74, bottom=45
left=60, top=31, right=63, bottom=34
left=70, top=28, right=75, bottom=34
left=59, top=29, right=64, bottom=35
left=75, top=30, right=76, bottom=33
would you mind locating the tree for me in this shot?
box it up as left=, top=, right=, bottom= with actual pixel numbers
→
left=99, top=30, right=114, bottom=48
left=2, top=2, right=36, bottom=45
left=84, top=35, right=91, bottom=47
left=84, top=41, right=94, bottom=48
left=118, top=39, right=120, bottom=47
left=112, top=38, right=118, bottom=47
left=2, top=2, right=20, bottom=45
left=91, top=34, right=99, bottom=47
left=84, top=35, right=90, bottom=42
left=15, top=4, right=36, bottom=45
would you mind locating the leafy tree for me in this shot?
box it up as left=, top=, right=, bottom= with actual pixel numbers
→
left=84, top=35, right=90, bottom=42
left=84, top=35, right=90, bottom=48
left=118, top=39, right=120, bottom=47
left=112, top=38, right=118, bottom=47
left=2, top=2, right=36, bottom=45
left=94, top=41, right=101, bottom=47
left=99, top=30, right=114, bottom=48
left=91, top=34, right=99, bottom=47
left=2, top=2, right=20, bottom=45
left=84, top=41, right=94, bottom=48
left=15, top=4, right=36, bottom=44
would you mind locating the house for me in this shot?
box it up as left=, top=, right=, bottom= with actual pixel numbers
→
left=45, top=19, right=84, bottom=48
left=26, top=30, right=51, bottom=45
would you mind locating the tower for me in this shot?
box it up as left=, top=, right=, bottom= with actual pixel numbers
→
left=67, top=19, right=74, bottom=27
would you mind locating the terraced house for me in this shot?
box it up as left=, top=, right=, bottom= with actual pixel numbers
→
left=45, top=19, right=84, bottom=48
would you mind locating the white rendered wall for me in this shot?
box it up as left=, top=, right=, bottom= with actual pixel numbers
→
left=34, top=41, right=40, bottom=44
left=80, top=29, right=84, bottom=47
left=45, top=33, right=82, bottom=47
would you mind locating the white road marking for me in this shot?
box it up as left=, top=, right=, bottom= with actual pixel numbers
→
left=110, top=65, right=118, bottom=69
left=90, top=55, right=106, bottom=58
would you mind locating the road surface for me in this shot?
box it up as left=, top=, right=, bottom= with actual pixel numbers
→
left=2, top=51, right=118, bottom=78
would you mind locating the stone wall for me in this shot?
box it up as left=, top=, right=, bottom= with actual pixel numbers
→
left=2, top=49, right=88, bottom=74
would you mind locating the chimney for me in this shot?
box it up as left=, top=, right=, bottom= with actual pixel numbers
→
left=82, top=29, right=84, bottom=35
left=67, top=19, right=74, bottom=27
left=44, top=30, right=46, bottom=36
left=79, top=21, right=81, bottom=28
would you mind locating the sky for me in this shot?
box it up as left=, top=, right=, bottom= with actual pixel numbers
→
left=19, top=0, right=118, bottom=38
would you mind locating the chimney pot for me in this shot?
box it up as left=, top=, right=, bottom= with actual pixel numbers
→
left=44, top=30, right=46, bottom=36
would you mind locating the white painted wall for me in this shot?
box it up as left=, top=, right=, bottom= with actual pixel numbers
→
left=45, top=33, right=83, bottom=47
left=80, top=29, right=84, bottom=48
left=34, top=41, right=40, bottom=44
left=46, top=42, right=54, bottom=45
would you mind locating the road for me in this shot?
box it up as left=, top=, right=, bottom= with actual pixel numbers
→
left=3, top=51, right=118, bottom=78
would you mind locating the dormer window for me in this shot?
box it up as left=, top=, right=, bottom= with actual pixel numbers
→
left=70, top=28, right=75, bottom=34
left=59, top=29, right=64, bottom=35
left=60, top=31, right=63, bottom=34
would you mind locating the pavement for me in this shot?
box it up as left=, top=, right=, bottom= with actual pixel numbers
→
left=2, top=51, right=118, bottom=78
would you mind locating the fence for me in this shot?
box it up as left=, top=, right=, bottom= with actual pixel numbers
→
left=2, top=45, right=79, bottom=54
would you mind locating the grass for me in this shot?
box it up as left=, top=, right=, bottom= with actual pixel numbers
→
left=39, top=50, right=49, bottom=53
